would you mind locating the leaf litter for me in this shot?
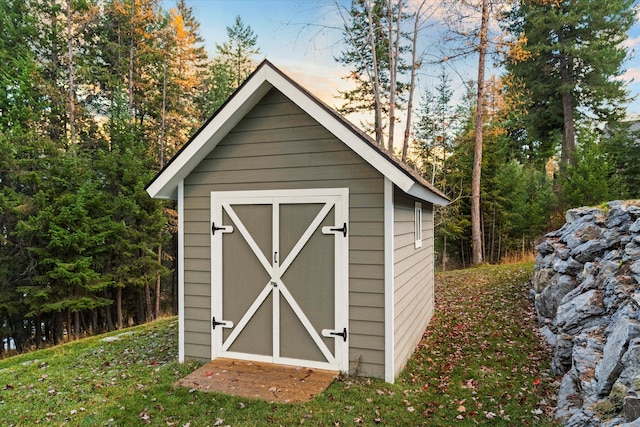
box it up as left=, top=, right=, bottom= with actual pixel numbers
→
left=0, top=264, right=558, bottom=426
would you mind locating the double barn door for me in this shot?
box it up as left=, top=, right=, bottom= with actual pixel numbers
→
left=210, top=189, right=349, bottom=371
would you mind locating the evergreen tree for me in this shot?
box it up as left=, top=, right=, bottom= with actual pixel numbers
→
left=198, top=15, right=260, bottom=121
left=560, top=127, right=622, bottom=208
left=504, top=0, right=636, bottom=168
left=215, top=15, right=260, bottom=88
left=414, top=69, right=461, bottom=186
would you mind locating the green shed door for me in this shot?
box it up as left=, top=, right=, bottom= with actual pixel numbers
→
left=210, top=189, right=349, bottom=372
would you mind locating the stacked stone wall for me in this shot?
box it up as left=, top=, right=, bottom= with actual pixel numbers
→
left=533, top=200, right=640, bottom=426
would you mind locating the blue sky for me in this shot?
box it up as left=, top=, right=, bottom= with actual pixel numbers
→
left=169, top=0, right=640, bottom=119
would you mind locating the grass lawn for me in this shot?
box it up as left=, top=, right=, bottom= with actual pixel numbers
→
left=0, top=263, right=558, bottom=426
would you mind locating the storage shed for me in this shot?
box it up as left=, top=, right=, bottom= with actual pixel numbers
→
left=146, top=60, right=448, bottom=383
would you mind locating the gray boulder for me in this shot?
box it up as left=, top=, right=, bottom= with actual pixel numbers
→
left=537, top=274, right=577, bottom=321
left=595, top=318, right=640, bottom=396
left=556, top=289, right=605, bottom=335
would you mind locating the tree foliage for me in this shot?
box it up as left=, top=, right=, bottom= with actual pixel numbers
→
left=504, top=0, right=636, bottom=168
left=335, top=0, right=413, bottom=150
left=0, top=0, right=259, bottom=355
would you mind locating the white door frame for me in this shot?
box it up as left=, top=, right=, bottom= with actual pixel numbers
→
left=210, top=188, right=349, bottom=372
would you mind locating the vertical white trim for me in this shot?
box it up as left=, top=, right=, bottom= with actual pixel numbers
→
left=336, top=188, right=350, bottom=373
left=272, top=202, right=281, bottom=360
left=177, top=181, right=185, bottom=363
left=384, top=178, right=395, bottom=383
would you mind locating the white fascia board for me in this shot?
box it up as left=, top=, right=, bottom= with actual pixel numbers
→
left=265, top=68, right=444, bottom=205
left=406, top=183, right=449, bottom=206
left=146, top=69, right=274, bottom=200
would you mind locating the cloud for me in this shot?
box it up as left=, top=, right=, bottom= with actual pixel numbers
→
left=619, top=67, right=640, bottom=83
left=622, top=35, right=640, bottom=50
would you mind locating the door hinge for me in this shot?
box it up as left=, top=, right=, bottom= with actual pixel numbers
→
left=322, top=327, right=348, bottom=342
left=212, top=317, right=233, bottom=330
left=322, top=222, right=348, bottom=237
left=211, top=222, right=233, bottom=236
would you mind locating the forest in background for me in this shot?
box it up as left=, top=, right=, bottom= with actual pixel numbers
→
left=1, top=0, right=638, bottom=354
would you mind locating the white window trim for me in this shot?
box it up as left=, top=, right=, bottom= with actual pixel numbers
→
left=415, top=202, right=423, bottom=249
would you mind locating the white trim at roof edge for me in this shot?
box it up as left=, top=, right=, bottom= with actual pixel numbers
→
left=262, top=66, right=447, bottom=206
left=146, top=68, right=274, bottom=199
left=384, top=178, right=395, bottom=383
left=177, top=181, right=185, bottom=362
left=146, top=61, right=447, bottom=206
left=407, top=183, right=449, bottom=206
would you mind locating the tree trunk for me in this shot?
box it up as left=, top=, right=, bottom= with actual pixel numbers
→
left=145, top=282, right=153, bottom=322
left=160, top=57, right=167, bottom=168
left=137, top=291, right=146, bottom=324
left=156, top=244, right=162, bottom=318
left=402, top=0, right=427, bottom=162
left=74, top=310, right=80, bottom=340
left=35, top=313, right=42, bottom=349
left=105, top=289, right=114, bottom=331
left=67, top=308, right=72, bottom=341
left=442, top=234, right=447, bottom=272
left=116, top=286, right=123, bottom=329
left=471, top=0, right=489, bottom=266
left=558, top=44, right=576, bottom=167
left=128, top=0, right=135, bottom=118
left=386, top=0, right=399, bottom=154
left=53, top=311, right=63, bottom=345
left=66, top=0, right=76, bottom=145
left=365, top=0, right=385, bottom=148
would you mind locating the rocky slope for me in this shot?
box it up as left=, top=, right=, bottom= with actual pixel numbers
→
left=532, top=201, right=640, bottom=426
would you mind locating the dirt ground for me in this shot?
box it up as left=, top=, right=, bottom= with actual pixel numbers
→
left=175, top=358, right=337, bottom=403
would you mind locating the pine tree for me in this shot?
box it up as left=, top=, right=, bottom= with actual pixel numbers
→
left=505, top=0, right=636, bottom=168
left=215, top=15, right=260, bottom=88
left=414, top=69, right=460, bottom=186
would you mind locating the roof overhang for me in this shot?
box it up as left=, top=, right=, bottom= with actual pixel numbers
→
left=146, top=61, right=448, bottom=206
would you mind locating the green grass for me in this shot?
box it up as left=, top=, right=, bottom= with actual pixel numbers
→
left=0, top=263, right=558, bottom=426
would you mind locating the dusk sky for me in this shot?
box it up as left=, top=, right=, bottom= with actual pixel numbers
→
left=168, top=0, right=640, bottom=119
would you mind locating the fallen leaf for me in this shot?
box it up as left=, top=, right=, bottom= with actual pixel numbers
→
left=457, top=405, right=466, bottom=413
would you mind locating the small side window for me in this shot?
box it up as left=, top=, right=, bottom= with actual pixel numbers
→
left=415, top=202, right=422, bottom=249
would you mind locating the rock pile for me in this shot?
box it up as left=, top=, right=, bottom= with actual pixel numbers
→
left=532, top=200, right=640, bottom=426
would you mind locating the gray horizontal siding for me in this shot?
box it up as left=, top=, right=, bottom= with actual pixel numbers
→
left=182, top=88, right=386, bottom=377
left=392, top=191, right=435, bottom=378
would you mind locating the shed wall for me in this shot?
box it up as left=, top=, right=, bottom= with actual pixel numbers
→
left=182, top=89, right=387, bottom=377
left=392, top=190, right=434, bottom=377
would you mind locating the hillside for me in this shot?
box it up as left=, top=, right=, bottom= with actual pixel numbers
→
left=0, top=264, right=556, bottom=426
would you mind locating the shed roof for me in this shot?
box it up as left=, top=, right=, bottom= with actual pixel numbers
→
left=146, top=60, right=449, bottom=206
